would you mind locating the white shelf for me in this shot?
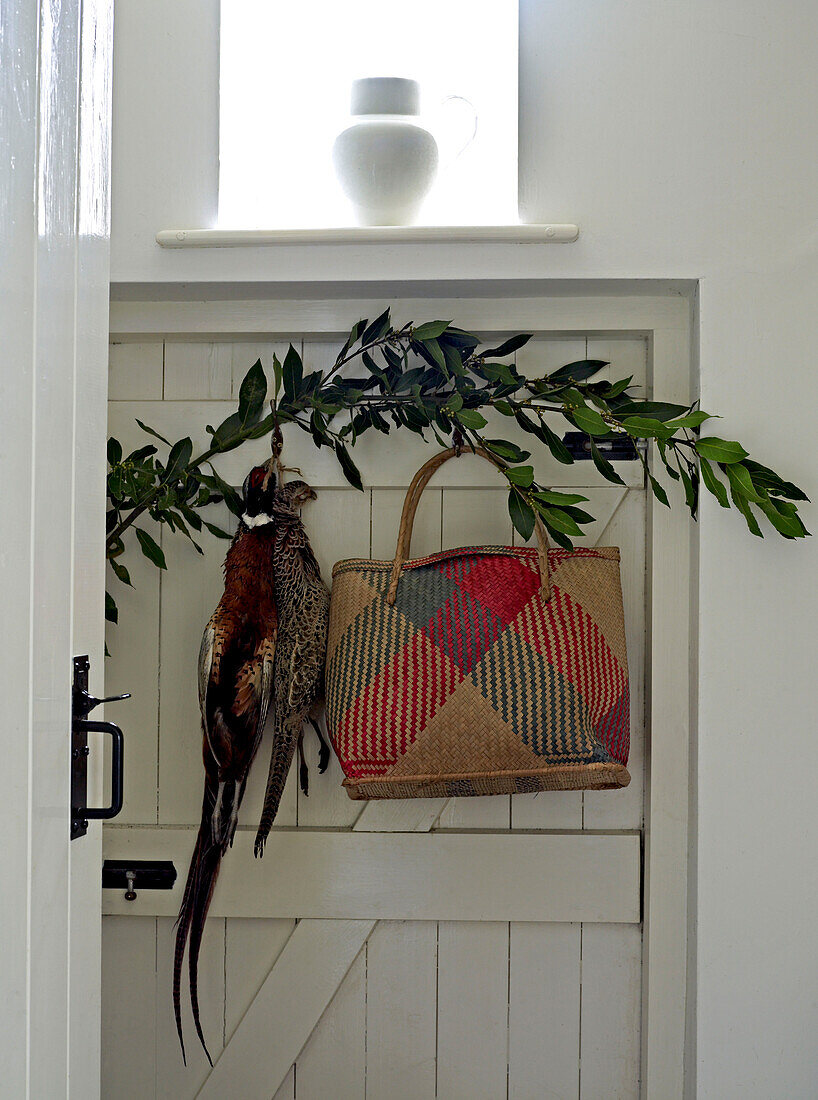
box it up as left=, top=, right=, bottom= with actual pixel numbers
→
left=155, top=224, right=579, bottom=248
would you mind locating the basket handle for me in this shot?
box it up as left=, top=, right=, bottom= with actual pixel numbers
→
left=386, top=446, right=551, bottom=605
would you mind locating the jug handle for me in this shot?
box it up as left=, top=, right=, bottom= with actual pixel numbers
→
left=439, top=95, right=478, bottom=166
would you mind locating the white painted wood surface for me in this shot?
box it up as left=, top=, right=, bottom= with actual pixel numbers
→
left=102, top=829, right=641, bottom=922
left=100, top=316, right=689, bottom=1099
left=1, top=1, right=113, bottom=1096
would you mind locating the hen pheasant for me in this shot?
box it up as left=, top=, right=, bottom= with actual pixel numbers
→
left=254, top=479, right=330, bottom=857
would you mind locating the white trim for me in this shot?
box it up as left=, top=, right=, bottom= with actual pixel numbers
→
left=105, top=290, right=695, bottom=1097
left=102, top=828, right=641, bottom=921
left=156, top=224, right=580, bottom=248
left=109, top=293, right=690, bottom=339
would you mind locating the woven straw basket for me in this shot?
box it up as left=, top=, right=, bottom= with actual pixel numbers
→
left=325, top=447, right=631, bottom=799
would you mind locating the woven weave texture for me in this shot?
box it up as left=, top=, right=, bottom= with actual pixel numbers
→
left=326, top=545, right=630, bottom=799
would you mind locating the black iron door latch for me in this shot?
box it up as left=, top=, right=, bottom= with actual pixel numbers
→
left=71, top=655, right=129, bottom=840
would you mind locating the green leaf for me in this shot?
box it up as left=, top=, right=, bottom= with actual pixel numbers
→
left=105, top=591, right=118, bottom=624
left=493, top=399, right=514, bottom=416
left=729, top=482, right=763, bottom=537
left=237, top=358, right=267, bottom=427
left=571, top=407, right=610, bottom=436
left=485, top=439, right=531, bottom=462
left=335, top=442, right=364, bottom=491
left=742, top=459, right=809, bottom=502
left=663, top=410, right=713, bottom=430
left=136, top=419, right=171, bottom=445
left=757, top=498, right=808, bottom=539
left=609, top=400, right=688, bottom=422
left=413, top=319, right=450, bottom=340
left=534, top=504, right=584, bottom=537
left=282, top=344, right=303, bottom=400
left=508, top=490, right=536, bottom=541
left=537, top=420, right=574, bottom=465
left=361, top=308, right=391, bottom=344
left=601, top=376, right=634, bottom=399
left=532, top=489, right=589, bottom=506
left=506, top=465, right=534, bottom=488
left=699, top=457, right=730, bottom=508
left=648, top=475, right=670, bottom=507
left=202, top=466, right=244, bottom=517
left=695, top=437, right=749, bottom=464
left=110, top=559, right=132, bottom=586
left=549, top=359, right=608, bottom=384
left=677, top=462, right=698, bottom=514
left=135, top=527, right=167, bottom=569
left=163, top=437, right=193, bottom=482
left=126, top=444, right=157, bottom=463
left=724, top=462, right=764, bottom=503
left=620, top=416, right=673, bottom=439
left=422, top=338, right=447, bottom=373
left=590, top=440, right=626, bottom=485
left=272, top=353, right=283, bottom=399
left=203, top=521, right=232, bottom=540
left=457, top=408, right=488, bottom=430
left=481, top=334, right=532, bottom=358
left=446, top=392, right=464, bottom=413
left=107, top=438, right=122, bottom=466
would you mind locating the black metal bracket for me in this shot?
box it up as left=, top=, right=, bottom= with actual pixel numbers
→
left=71, top=655, right=130, bottom=840
left=102, top=860, right=177, bottom=901
left=561, top=431, right=642, bottom=461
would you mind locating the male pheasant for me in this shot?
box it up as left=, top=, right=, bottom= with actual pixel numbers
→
left=174, top=462, right=279, bottom=1065
left=254, top=479, right=330, bottom=857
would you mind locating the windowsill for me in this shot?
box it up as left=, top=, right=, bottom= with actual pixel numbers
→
left=155, top=224, right=579, bottom=248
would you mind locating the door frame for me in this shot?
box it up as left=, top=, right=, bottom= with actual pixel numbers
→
left=1, top=1, right=114, bottom=1096
left=107, top=288, right=696, bottom=1098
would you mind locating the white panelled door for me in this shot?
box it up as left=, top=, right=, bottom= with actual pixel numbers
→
left=101, top=330, right=662, bottom=1099
left=0, top=2, right=113, bottom=1096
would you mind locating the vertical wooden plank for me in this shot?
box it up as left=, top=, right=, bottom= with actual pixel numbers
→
left=584, top=491, right=646, bottom=829
left=438, top=488, right=511, bottom=830
left=163, top=341, right=233, bottom=399
left=155, top=916, right=226, bottom=1098
left=515, top=336, right=588, bottom=378
left=586, top=336, right=648, bottom=395
left=371, top=487, right=442, bottom=560
left=101, top=917, right=157, bottom=1100
left=230, top=340, right=293, bottom=397
left=224, top=916, right=298, bottom=1098
left=436, top=922, right=509, bottom=1100
left=509, top=922, right=581, bottom=1100
left=108, top=341, right=164, bottom=400
left=105, top=523, right=161, bottom=823
left=224, top=918, right=297, bottom=1040
left=580, top=924, right=642, bottom=1100
left=274, top=1068, right=296, bottom=1100
left=366, top=921, right=438, bottom=1100
left=641, top=324, right=692, bottom=1100
left=295, top=951, right=366, bottom=1098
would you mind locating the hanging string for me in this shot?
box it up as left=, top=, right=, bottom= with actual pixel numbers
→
left=268, top=399, right=301, bottom=484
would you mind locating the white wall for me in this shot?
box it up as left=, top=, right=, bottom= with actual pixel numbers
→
left=111, top=3, right=818, bottom=1096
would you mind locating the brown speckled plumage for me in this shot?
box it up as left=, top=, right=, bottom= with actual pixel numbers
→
left=254, top=480, right=330, bottom=857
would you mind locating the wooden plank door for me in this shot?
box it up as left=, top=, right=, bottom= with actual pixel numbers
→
left=102, top=332, right=647, bottom=1099
left=0, top=1, right=113, bottom=1096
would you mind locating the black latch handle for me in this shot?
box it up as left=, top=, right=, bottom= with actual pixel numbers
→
left=76, top=719, right=124, bottom=820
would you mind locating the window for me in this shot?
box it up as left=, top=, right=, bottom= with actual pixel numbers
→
left=219, top=0, right=518, bottom=228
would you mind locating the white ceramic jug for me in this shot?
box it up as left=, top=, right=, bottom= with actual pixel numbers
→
left=332, top=77, right=473, bottom=226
